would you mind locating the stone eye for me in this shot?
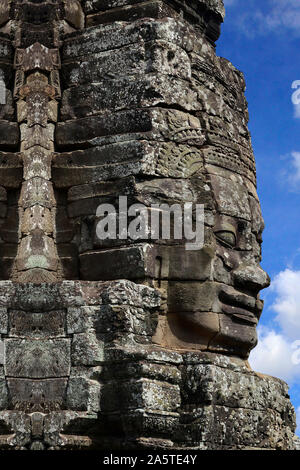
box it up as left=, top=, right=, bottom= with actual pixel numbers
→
left=215, top=230, right=236, bottom=248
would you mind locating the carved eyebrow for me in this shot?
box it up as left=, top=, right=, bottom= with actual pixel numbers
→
left=213, top=221, right=237, bottom=235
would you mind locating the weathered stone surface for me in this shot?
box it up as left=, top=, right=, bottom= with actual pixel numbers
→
left=4, top=338, right=71, bottom=378
left=177, top=405, right=293, bottom=450
left=102, top=378, right=181, bottom=412
left=55, top=108, right=205, bottom=149
left=80, top=245, right=154, bottom=281
left=81, top=0, right=225, bottom=18
left=43, top=411, right=98, bottom=448
left=65, top=376, right=100, bottom=412
left=0, top=308, right=8, bottom=335
left=60, top=77, right=198, bottom=120
left=7, top=378, right=68, bottom=411
left=210, top=173, right=252, bottom=220
left=53, top=141, right=203, bottom=188
left=0, top=411, right=31, bottom=448
left=9, top=311, right=65, bottom=338
left=12, top=283, right=62, bottom=312
left=21, top=206, right=54, bottom=235
left=67, top=306, right=100, bottom=334
left=0, top=377, right=8, bottom=409
left=62, top=41, right=191, bottom=86
left=0, top=121, right=19, bottom=149
left=0, top=153, right=22, bottom=188
left=62, top=18, right=207, bottom=60
left=80, top=244, right=215, bottom=282
left=71, top=331, right=104, bottom=366
left=85, top=1, right=179, bottom=27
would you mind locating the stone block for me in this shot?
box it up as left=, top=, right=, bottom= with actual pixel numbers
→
left=60, top=76, right=198, bottom=120
left=0, top=308, right=8, bottom=334
left=21, top=206, right=53, bottom=235
left=102, top=360, right=181, bottom=385
left=100, top=279, right=160, bottom=308
left=20, top=178, right=55, bottom=209
left=4, top=338, right=71, bottom=378
left=0, top=377, right=8, bottom=409
left=71, top=331, right=105, bottom=366
left=22, top=147, right=52, bottom=181
left=57, top=243, right=79, bottom=279
left=55, top=108, right=204, bottom=149
left=97, top=304, right=157, bottom=340
left=121, top=409, right=179, bottom=439
left=177, top=405, right=295, bottom=450
left=181, top=361, right=295, bottom=418
left=209, top=173, right=251, bottom=220
left=15, top=234, right=59, bottom=272
left=0, top=121, right=19, bottom=149
left=9, top=310, right=65, bottom=338
left=167, top=280, right=221, bottom=313
left=81, top=242, right=215, bottom=281
left=12, top=283, right=62, bottom=312
left=65, top=376, right=100, bottom=412
left=62, top=40, right=190, bottom=87
left=53, top=140, right=203, bottom=188
left=0, top=153, right=22, bottom=188
left=79, top=245, right=154, bottom=281
left=86, top=1, right=178, bottom=27
left=7, top=378, right=68, bottom=411
left=66, top=306, right=100, bottom=334
left=102, top=379, right=181, bottom=412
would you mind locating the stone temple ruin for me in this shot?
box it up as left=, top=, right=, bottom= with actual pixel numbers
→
left=0, top=0, right=297, bottom=450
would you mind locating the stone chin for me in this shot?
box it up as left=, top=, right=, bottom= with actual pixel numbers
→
left=153, top=291, right=260, bottom=359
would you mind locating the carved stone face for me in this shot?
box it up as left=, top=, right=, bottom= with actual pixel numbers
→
left=155, top=166, right=270, bottom=359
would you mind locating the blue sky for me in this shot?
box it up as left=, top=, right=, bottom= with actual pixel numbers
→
left=217, top=0, right=300, bottom=433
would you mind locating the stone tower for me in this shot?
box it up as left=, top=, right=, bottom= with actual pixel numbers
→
left=0, top=0, right=296, bottom=450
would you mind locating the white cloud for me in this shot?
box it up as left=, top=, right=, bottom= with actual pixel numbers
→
left=250, top=268, right=300, bottom=381
left=249, top=326, right=300, bottom=383
left=271, top=269, right=300, bottom=338
left=282, top=152, right=300, bottom=189
left=292, top=81, right=300, bottom=119
left=249, top=267, right=300, bottom=434
left=249, top=265, right=300, bottom=438
left=265, top=0, right=300, bottom=32
left=228, top=0, right=300, bottom=37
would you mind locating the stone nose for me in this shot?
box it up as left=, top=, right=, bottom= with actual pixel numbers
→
left=233, top=263, right=270, bottom=293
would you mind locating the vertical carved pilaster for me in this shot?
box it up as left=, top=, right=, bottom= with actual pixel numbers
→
left=8, top=0, right=84, bottom=282
left=12, top=45, right=62, bottom=282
